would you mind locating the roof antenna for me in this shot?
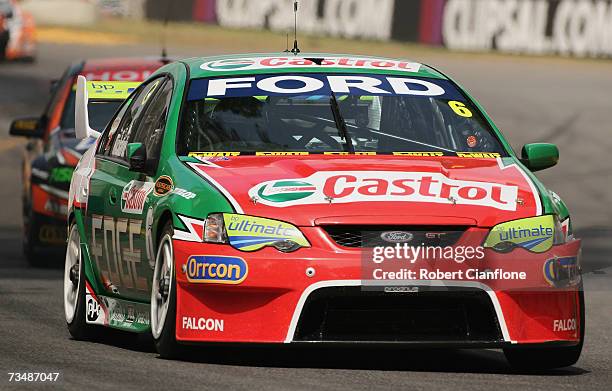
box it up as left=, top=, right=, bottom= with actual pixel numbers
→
left=160, top=0, right=171, bottom=64
left=291, top=1, right=300, bottom=55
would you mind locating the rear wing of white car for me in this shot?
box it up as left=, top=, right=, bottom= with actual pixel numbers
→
left=75, top=75, right=101, bottom=140
left=74, top=76, right=142, bottom=139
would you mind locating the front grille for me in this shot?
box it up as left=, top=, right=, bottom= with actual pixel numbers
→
left=293, top=287, right=503, bottom=343
left=323, top=226, right=466, bottom=248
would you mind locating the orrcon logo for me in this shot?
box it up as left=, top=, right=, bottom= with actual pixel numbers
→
left=249, top=171, right=519, bottom=211
left=256, top=180, right=316, bottom=203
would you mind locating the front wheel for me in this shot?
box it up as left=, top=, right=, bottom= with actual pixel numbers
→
left=504, top=289, right=585, bottom=369
left=151, top=223, right=183, bottom=358
left=64, top=223, right=98, bottom=340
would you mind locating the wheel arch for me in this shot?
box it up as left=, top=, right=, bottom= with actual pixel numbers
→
left=67, top=211, right=75, bottom=238
left=155, top=209, right=174, bottom=247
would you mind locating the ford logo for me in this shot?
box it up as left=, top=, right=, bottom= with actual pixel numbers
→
left=380, top=231, right=414, bottom=243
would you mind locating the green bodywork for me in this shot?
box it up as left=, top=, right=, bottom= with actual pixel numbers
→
left=70, top=53, right=570, bottom=333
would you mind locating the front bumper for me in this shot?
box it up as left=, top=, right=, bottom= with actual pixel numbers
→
left=173, top=227, right=582, bottom=346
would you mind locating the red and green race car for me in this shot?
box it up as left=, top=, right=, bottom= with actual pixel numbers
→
left=65, top=54, right=583, bottom=369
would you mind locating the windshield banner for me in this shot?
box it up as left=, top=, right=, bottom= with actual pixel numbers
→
left=187, top=74, right=464, bottom=101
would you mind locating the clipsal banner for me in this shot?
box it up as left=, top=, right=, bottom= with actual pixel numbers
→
left=215, top=0, right=395, bottom=40
left=442, top=0, right=612, bottom=58
left=249, top=171, right=519, bottom=211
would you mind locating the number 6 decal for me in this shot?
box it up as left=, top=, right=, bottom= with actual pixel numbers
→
left=449, top=101, right=473, bottom=118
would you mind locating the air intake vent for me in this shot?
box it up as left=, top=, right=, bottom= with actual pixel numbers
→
left=294, top=287, right=503, bottom=343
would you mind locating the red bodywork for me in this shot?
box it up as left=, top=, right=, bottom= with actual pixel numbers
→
left=171, top=156, right=582, bottom=346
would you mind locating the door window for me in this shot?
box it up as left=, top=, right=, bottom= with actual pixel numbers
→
left=130, top=79, right=173, bottom=171
left=106, top=78, right=165, bottom=161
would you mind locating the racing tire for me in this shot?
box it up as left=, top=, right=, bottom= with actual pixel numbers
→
left=151, top=222, right=184, bottom=359
left=64, top=223, right=99, bottom=341
left=504, top=289, right=585, bottom=370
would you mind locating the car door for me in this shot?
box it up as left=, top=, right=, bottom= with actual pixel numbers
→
left=86, top=77, right=169, bottom=302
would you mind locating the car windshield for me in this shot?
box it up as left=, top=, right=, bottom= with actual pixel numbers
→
left=178, top=73, right=506, bottom=156
left=60, top=91, right=122, bottom=131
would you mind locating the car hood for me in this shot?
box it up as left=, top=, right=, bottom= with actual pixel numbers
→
left=186, top=156, right=542, bottom=227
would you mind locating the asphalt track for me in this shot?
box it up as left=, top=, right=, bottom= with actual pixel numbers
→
left=0, top=42, right=611, bottom=390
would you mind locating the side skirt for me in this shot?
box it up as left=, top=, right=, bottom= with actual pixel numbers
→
left=85, top=281, right=150, bottom=333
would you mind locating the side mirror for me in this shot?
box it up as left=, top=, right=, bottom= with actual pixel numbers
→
left=9, top=117, right=44, bottom=138
left=127, top=142, right=147, bottom=172
left=75, top=75, right=100, bottom=140
left=521, top=143, right=559, bottom=172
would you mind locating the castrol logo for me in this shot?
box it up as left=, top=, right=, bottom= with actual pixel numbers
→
left=249, top=171, right=518, bottom=211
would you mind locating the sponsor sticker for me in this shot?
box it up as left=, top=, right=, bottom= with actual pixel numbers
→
left=553, top=318, right=577, bottom=332
left=49, top=167, right=74, bottom=183
left=249, top=171, right=518, bottom=211
left=543, top=256, right=580, bottom=287
left=223, top=213, right=310, bottom=251
left=256, top=152, right=309, bottom=156
left=186, top=255, right=248, bottom=284
left=188, top=152, right=240, bottom=157
left=82, top=81, right=140, bottom=100
left=456, top=152, right=501, bottom=158
left=187, top=74, right=461, bottom=101
left=154, top=176, right=174, bottom=196
left=182, top=316, right=224, bottom=332
left=39, top=225, right=67, bottom=244
left=91, top=215, right=147, bottom=291
left=44, top=199, right=68, bottom=217
left=201, top=57, right=422, bottom=73
left=121, top=181, right=154, bottom=214
left=466, top=135, right=478, bottom=148
left=484, top=215, right=555, bottom=253
left=86, top=297, right=101, bottom=322
left=85, top=283, right=106, bottom=326
left=324, top=152, right=377, bottom=155
left=393, top=152, right=445, bottom=157
left=174, top=188, right=196, bottom=200
left=82, top=70, right=152, bottom=82
left=103, top=298, right=150, bottom=331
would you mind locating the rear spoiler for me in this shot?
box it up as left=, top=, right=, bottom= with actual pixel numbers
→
left=75, top=75, right=101, bottom=140
left=74, top=77, right=141, bottom=139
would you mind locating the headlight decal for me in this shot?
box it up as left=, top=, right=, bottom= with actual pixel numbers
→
left=483, top=215, right=557, bottom=253
left=223, top=214, right=310, bottom=252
